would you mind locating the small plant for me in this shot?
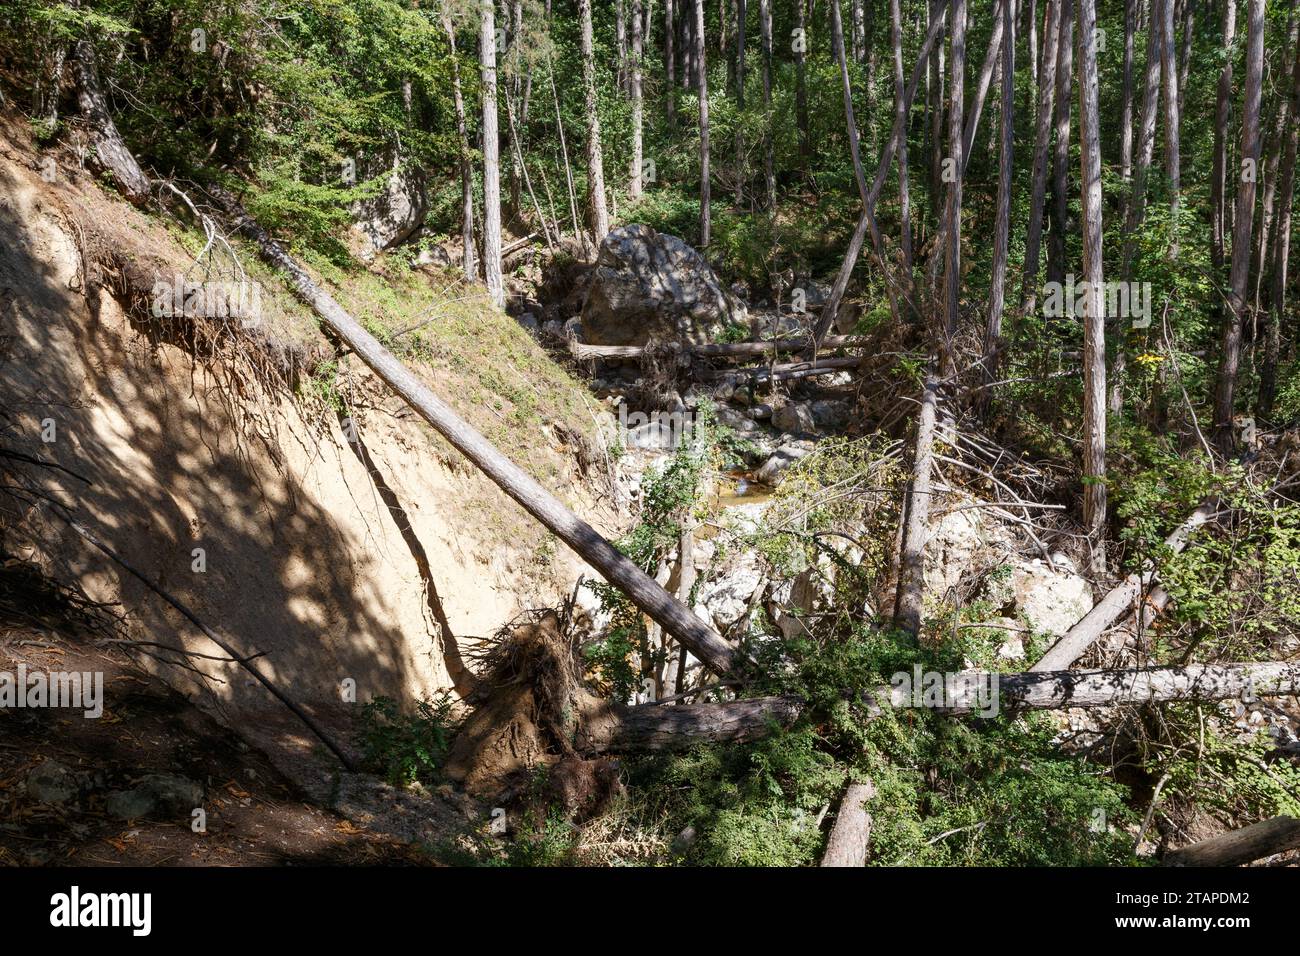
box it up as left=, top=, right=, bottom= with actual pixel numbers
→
left=357, top=693, right=460, bottom=787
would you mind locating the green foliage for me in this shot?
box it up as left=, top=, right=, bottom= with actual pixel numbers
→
left=356, top=693, right=460, bottom=788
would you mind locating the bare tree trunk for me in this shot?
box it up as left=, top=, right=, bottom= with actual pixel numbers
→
left=892, top=0, right=915, bottom=295
left=1077, top=0, right=1107, bottom=574
left=1175, top=0, right=1192, bottom=120
left=666, top=0, right=678, bottom=128
left=1021, top=0, right=1061, bottom=311
left=212, top=191, right=743, bottom=679
left=579, top=0, right=612, bottom=244
left=1047, top=0, right=1073, bottom=286
left=941, top=0, right=967, bottom=372
left=68, top=41, right=150, bottom=205
left=1121, top=0, right=1165, bottom=280
left=816, top=0, right=948, bottom=340
left=983, top=0, right=1015, bottom=408
left=443, top=12, right=477, bottom=282
left=821, top=781, right=875, bottom=866
left=1025, top=0, right=1038, bottom=117
left=1165, top=816, right=1300, bottom=867
left=831, top=0, right=871, bottom=210
left=579, top=662, right=1300, bottom=753
left=1213, top=0, right=1265, bottom=452
left=928, top=5, right=947, bottom=226
left=759, top=0, right=777, bottom=210
left=695, top=0, right=712, bottom=246
left=630, top=0, right=645, bottom=198
left=1159, top=0, right=1182, bottom=251
left=1259, top=8, right=1300, bottom=419
left=1120, top=0, right=1136, bottom=189
left=549, top=55, right=583, bottom=242
left=480, top=0, right=505, bottom=308
left=1212, top=0, right=1238, bottom=276
left=961, top=0, right=1006, bottom=169
left=796, top=0, right=811, bottom=168
left=893, top=371, right=939, bottom=636
left=735, top=0, right=747, bottom=204
left=852, top=0, right=867, bottom=62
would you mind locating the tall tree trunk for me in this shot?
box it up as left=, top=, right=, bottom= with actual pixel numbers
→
left=1026, top=0, right=1038, bottom=118
left=1077, top=0, right=1107, bottom=574
left=695, top=0, right=712, bottom=247
left=630, top=0, right=645, bottom=198
left=1047, top=0, right=1073, bottom=287
left=983, top=0, right=1015, bottom=408
left=666, top=0, right=678, bottom=128
left=961, top=0, right=1006, bottom=169
left=443, top=13, right=477, bottom=283
left=480, top=0, right=505, bottom=308
left=852, top=0, right=867, bottom=62
left=1121, top=0, right=1165, bottom=280
left=549, top=54, right=583, bottom=240
left=735, top=0, right=747, bottom=203
left=796, top=0, right=811, bottom=167
left=1212, top=0, right=1238, bottom=275
left=1259, top=6, right=1300, bottom=419
left=941, top=0, right=967, bottom=371
left=1213, top=0, right=1264, bottom=452
left=1159, top=0, right=1181, bottom=250
left=759, top=0, right=776, bottom=209
left=1021, top=0, right=1060, bottom=311
left=928, top=6, right=946, bottom=226
left=1120, top=0, right=1136, bottom=189
left=1175, top=0, right=1192, bottom=119
left=579, top=0, right=611, bottom=244
left=891, top=0, right=915, bottom=296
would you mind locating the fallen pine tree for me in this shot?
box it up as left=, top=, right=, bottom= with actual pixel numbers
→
left=575, top=661, right=1300, bottom=754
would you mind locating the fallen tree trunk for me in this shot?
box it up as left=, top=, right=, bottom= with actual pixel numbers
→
left=1030, top=502, right=1218, bottom=672
left=579, top=661, right=1300, bottom=753
left=209, top=188, right=741, bottom=679
left=710, top=356, right=862, bottom=383
left=821, top=781, right=876, bottom=867
left=1164, top=815, right=1300, bottom=867
left=570, top=335, right=869, bottom=361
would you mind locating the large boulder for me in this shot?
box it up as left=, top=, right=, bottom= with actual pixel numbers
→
left=350, top=162, right=429, bottom=258
left=581, top=225, right=748, bottom=345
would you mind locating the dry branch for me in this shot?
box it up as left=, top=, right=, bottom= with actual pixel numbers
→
left=1164, top=815, right=1300, bottom=867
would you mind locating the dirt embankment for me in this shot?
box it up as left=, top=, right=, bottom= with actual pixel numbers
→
left=0, top=108, right=617, bottom=800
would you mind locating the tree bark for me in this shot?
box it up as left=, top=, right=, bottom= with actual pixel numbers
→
left=894, top=370, right=939, bottom=636
left=209, top=192, right=743, bottom=679
left=579, top=0, right=612, bottom=244
left=735, top=0, right=747, bottom=203
left=1076, top=0, right=1107, bottom=574
left=1047, top=0, right=1073, bottom=286
left=695, top=0, right=711, bottom=247
left=759, top=0, right=777, bottom=210
left=580, top=662, right=1300, bottom=753
left=1259, top=6, right=1300, bottom=419
left=1165, top=816, right=1300, bottom=867
left=941, top=0, right=967, bottom=371
left=443, top=12, right=477, bottom=283
left=1211, top=0, right=1238, bottom=276
left=796, top=0, right=810, bottom=167
left=480, top=0, right=505, bottom=308
left=630, top=0, right=645, bottom=199
left=1213, top=0, right=1265, bottom=453
left=1121, top=0, right=1166, bottom=280
left=1021, top=0, right=1060, bottom=311
left=1120, top=0, right=1135, bottom=188
left=666, top=0, right=678, bottom=127
left=1159, top=0, right=1182, bottom=247
left=69, top=41, right=151, bottom=206
left=821, top=781, right=876, bottom=866
left=983, top=0, right=1015, bottom=409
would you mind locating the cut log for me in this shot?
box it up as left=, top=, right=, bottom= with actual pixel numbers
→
left=579, top=661, right=1300, bottom=753
left=209, top=188, right=741, bottom=679
left=1030, top=502, right=1217, bottom=672
left=710, top=356, right=862, bottom=383
left=569, top=335, right=869, bottom=361
left=1164, top=815, right=1300, bottom=867
left=821, top=781, right=876, bottom=867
